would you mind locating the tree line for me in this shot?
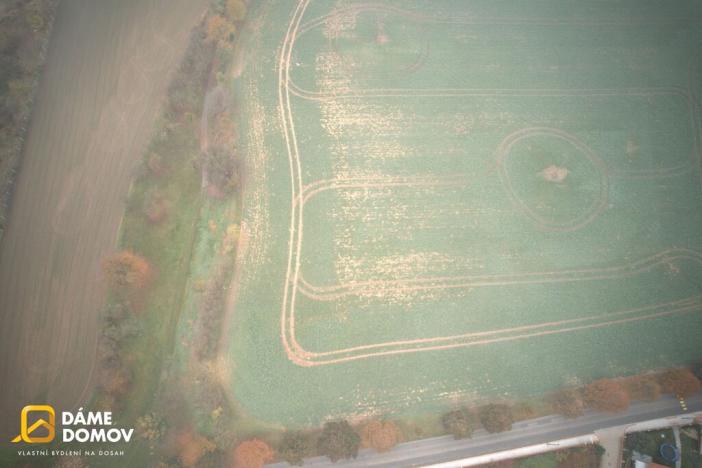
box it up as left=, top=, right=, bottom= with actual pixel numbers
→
left=0, top=0, right=58, bottom=240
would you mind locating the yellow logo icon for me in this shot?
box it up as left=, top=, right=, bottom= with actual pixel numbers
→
left=12, top=405, right=55, bottom=443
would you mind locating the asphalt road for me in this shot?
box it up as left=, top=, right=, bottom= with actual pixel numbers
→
left=267, top=395, right=702, bottom=468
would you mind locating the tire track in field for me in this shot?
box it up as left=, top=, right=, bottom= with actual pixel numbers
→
left=277, top=0, right=702, bottom=367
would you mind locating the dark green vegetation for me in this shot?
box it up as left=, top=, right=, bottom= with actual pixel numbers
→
left=623, top=425, right=702, bottom=467
left=95, top=10, right=218, bottom=420
left=0, top=0, right=57, bottom=239
left=86, top=1, right=248, bottom=466
left=316, top=421, right=361, bottom=463
left=442, top=408, right=477, bottom=439
left=479, top=404, right=514, bottom=434
left=278, top=431, right=314, bottom=466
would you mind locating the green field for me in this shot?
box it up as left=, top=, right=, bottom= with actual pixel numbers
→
left=226, top=0, right=702, bottom=427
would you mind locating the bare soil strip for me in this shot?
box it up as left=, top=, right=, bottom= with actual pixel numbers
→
left=0, top=0, right=207, bottom=439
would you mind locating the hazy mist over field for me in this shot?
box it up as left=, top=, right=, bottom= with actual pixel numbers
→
left=1, top=1, right=701, bottom=467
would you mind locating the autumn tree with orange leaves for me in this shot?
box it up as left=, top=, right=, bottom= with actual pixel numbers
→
left=360, top=420, right=401, bottom=453
left=206, top=15, right=235, bottom=47
left=624, top=375, right=661, bottom=402
left=583, top=379, right=630, bottom=413
left=232, top=439, right=274, bottom=468
left=177, top=431, right=216, bottom=467
left=658, top=368, right=701, bottom=397
left=102, top=250, right=152, bottom=294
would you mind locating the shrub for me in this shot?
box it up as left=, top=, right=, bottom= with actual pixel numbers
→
left=206, top=15, right=235, bottom=46
left=54, top=456, right=88, bottom=468
left=92, top=393, right=119, bottom=413
left=136, top=413, right=165, bottom=441
left=102, top=250, right=152, bottom=294
left=96, top=334, right=120, bottom=369
left=221, top=223, right=240, bottom=254
left=549, top=388, right=585, bottom=418
left=317, top=420, right=361, bottom=462
left=98, top=365, right=131, bottom=399
left=624, top=375, right=661, bottom=402
left=232, top=439, right=274, bottom=468
left=195, top=262, right=233, bottom=359
left=278, top=431, right=311, bottom=466
left=211, top=111, right=236, bottom=147
left=479, top=404, right=513, bottom=433
left=480, top=461, right=514, bottom=468
left=143, top=191, right=168, bottom=224
left=512, top=401, right=536, bottom=420
left=441, top=408, right=475, bottom=439
left=202, top=146, right=238, bottom=195
left=147, top=152, right=166, bottom=176
left=691, top=361, right=702, bottom=381
left=518, top=453, right=557, bottom=468
left=583, top=379, right=629, bottom=413
left=166, top=22, right=216, bottom=118
left=625, top=432, right=660, bottom=458
left=657, top=368, right=701, bottom=397
left=103, top=301, right=130, bottom=322
left=557, top=446, right=602, bottom=468
left=177, top=431, right=216, bottom=467
left=360, top=420, right=401, bottom=452
left=225, top=0, right=247, bottom=22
